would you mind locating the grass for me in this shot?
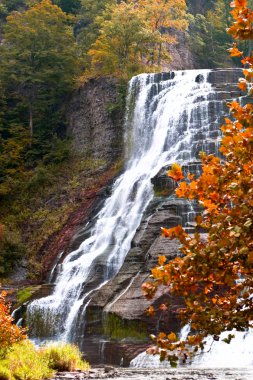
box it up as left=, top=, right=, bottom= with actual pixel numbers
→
left=3, top=341, right=53, bottom=380
left=42, top=343, right=90, bottom=372
left=0, top=365, right=12, bottom=380
left=0, top=340, right=90, bottom=380
left=16, top=286, right=39, bottom=305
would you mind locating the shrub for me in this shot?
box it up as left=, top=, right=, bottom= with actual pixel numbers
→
left=0, top=287, right=26, bottom=358
left=26, top=167, right=54, bottom=191
left=5, top=340, right=53, bottom=380
left=42, top=343, right=90, bottom=372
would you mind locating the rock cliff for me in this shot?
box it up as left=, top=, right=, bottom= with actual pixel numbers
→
left=76, top=69, right=245, bottom=366
left=10, top=77, right=125, bottom=289
left=67, top=77, right=125, bottom=167
left=24, top=69, right=246, bottom=367
left=39, top=78, right=126, bottom=280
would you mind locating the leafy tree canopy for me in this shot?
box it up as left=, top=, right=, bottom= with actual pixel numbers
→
left=0, top=0, right=80, bottom=139
left=88, top=0, right=187, bottom=78
left=76, top=0, right=116, bottom=65
left=88, top=1, right=152, bottom=78
left=53, top=0, right=81, bottom=14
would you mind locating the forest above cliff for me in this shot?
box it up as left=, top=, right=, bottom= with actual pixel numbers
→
left=0, top=0, right=248, bottom=282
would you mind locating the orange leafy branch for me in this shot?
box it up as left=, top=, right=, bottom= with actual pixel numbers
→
left=143, top=0, right=253, bottom=365
left=0, top=285, right=27, bottom=356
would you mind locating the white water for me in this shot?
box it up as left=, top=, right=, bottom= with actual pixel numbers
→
left=130, top=329, right=253, bottom=369
left=28, top=69, right=227, bottom=345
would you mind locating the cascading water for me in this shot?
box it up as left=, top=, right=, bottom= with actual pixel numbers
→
left=27, top=69, right=249, bottom=366
left=130, top=329, right=253, bottom=369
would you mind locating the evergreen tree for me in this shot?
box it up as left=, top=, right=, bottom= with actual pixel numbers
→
left=53, top=0, right=81, bottom=14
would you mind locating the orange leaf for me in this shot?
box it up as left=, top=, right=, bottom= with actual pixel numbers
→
left=228, top=44, right=243, bottom=57
left=247, top=252, right=253, bottom=264
left=158, top=255, right=167, bottom=266
left=238, top=78, right=247, bottom=91
left=161, top=227, right=172, bottom=237
left=167, top=163, right=184, bottom=182
left=167, top=332, right=177, bottom=342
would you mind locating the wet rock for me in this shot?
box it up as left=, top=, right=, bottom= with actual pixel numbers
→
left=78, top=69, right=248, bottom=366
left=151, top=168, right=176, bottom=197
left=195, top=74, right=204, bottom=83
left=53, top=368, right=253, bottom=380
left=104, top=366, right=115, bottom=373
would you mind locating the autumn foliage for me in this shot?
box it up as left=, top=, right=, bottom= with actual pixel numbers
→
left=88, top=0, right=187, bottom=78
left=142, top=0, right=253, bottom=365
left=0, top=287, right=26, bottom=356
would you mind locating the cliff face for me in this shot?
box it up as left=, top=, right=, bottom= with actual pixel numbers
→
left=167, top=31, right=195, bottom=71
left=10, top=77, right=125, bottom=288
left=76, top=69, right=244, bottom=366
left=67, top=77, right=125, bottom=167
left=41, top=78, right=126, bottom=277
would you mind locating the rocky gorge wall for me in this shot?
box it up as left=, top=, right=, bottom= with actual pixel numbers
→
left=8, top=77, right=125, bottom=293
left=23, top=68, right=246, bottom=368
left=67, top=77, right=125, bottom=166
left=73, top=69, right=245, bottom=366
left=40, top=78, right=126, bottom=281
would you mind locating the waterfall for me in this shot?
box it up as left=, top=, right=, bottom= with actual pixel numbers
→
left=130, top=329, right=253, bottom=368
left=27, top=69, right=232, bottom=346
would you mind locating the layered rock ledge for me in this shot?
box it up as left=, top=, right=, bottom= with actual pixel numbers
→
left=52, top=368, right=253, bottom=380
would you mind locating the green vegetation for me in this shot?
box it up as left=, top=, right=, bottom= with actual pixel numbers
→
left=186, top=0, right=232, bottom=68
left=16, top=286, right=39, bottom=306
left=0, top=0, right=247, bottom=282
left=0, top=0, right=80, bottom=143
left=106, top=80, right=128, bottom=118
left=0, top=228, right=25, bottom=278
left=0, top=153, right=109, bottom=279
left=53, top=0, right=81, bottom=14
left=0, top=340, right=89, bottom=380
left=77, top=0, right=114, bottom=65
left=3, top=341, right=53, bottom=380
left=0, top=0, right=83, bottom=280
left=103, top=313, right=148, bottom=341
left=0, top=364, right=12, bottom=380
